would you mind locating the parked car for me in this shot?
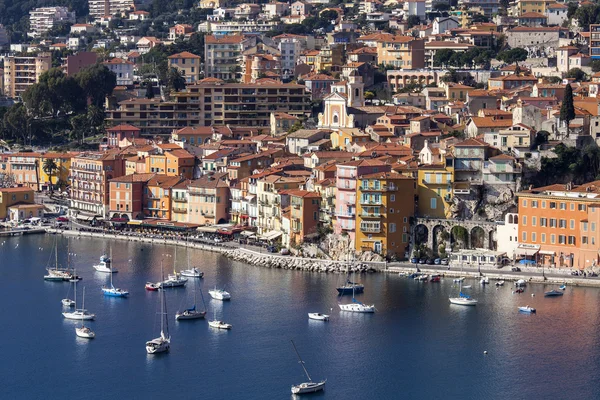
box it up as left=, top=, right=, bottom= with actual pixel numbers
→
left=410, top=258, right=419, bottom=264
left=511, top=266, right=521, bottom=272
left=419, top=258, right=426, bottom=264
left=434, top=258, right=441, bottom=265
left=266, top=245, right=277, bottom=253
left=56, top=217, right=69, bottom=222
left=426, top=259, right=435, bottom=265
left=280, top=248, right=290, bottom=255
left=440, top=258, right=449, bottom=265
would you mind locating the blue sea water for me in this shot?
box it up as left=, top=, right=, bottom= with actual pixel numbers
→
left=2, top=234, right=600, bottom=399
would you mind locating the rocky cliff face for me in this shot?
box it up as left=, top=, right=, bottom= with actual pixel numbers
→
left=450, top=183, right=517, bottom=221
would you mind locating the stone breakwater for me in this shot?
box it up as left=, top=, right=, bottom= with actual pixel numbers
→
left=222, top=248, right=381, bottom=273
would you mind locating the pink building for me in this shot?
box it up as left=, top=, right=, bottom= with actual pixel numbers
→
left=334, top=159, right=390, bottom=242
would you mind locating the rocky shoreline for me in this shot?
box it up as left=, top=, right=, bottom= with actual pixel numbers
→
left=222, top=248, right=381, bottom=273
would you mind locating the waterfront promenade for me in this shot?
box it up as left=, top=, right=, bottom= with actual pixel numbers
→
left=45, top=227, right=600, bottom=288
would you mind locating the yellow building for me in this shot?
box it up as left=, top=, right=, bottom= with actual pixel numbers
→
left=518, top=0, right=555, bottom=15
left=376, top=35, right=425, bottom=69
left=417, top=163, right=455, bottom=218
left=444, top=83, right=474, bottom=101
left=0, top=187, right=35, bottom=219
left=167, top=51, right=201, bottom=84
left=355, top=172, right=416, bottom=259
left=39, top=152, right=76, bottom=191
left=144, top=175, right=184, bottom=220
left=330, top=128, right=371, bottom=149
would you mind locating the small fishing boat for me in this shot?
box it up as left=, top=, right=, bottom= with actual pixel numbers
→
left=416, top=274, right=429, bottom=281
left=308, top=313, right=329, bottom=321
left=519, top=306, right=536, bottom=313
left=62, top=298, right=75, bottom=307
left=208, top=320, right=232, bottom=329
left=209, top=287, right=231, bottom=300
left=93, top=254, right=117, bottom=273
left=515, top=288, right=525, bottom=293
left=462, top=285, right=472, bottom=289
left=180, top=268, right=203, bottom=278
left=290, top=340, right=326, bottom=395
left=145, top=282, right=160, bottom=291
left=515, top=279, right=527, bottom=287
left=559, top=284, right=566, bottom=290
left=544, top=289, right=564, bottom=297
left=336, top=281, right=365, bottom=294
left=495, top=281, right=505, bottom=287
left=453, top=277, right=465, bottom=283
left=480, top=276, right=489, bottom=285
left=430, top=275, right=441, bottom=282
left=175, top=278, right=206, bottom=320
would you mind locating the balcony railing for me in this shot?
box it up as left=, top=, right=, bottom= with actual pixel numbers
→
left=360, top=199, right=383, bottom=206
left=336, top=212, right=355, bottom=218
left=360, top=226, right=381, bottom=233
left=172, top=197, right=187, bottom=203
left=173, top=208, right=187, bottom=213
left=360, top=212, right=382, bottom=218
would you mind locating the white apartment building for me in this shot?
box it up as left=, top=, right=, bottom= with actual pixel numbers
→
left=88, top=0, right=135, bottom=19
left=29, top=7, right=75, bottom=37
left=3, top=53, right=52, bottom=98
left=274, top=35, right=304, bottom=80
left=102, top=58, right=134, bottom=86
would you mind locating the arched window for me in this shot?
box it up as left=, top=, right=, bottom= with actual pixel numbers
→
left=333, top=114, right=339, bottom=124
left=355, top=88, right=359, bottom=97
left=514, top=216, right=518, bottom=224
left=508, top=215, right=513, bottom=224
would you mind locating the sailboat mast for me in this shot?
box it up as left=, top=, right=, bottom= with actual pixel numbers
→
left=55, top=239, right=58, bottom=270
left=81, top=287, right=85, bottom=327
left=291, top=340, right=312, bottom=382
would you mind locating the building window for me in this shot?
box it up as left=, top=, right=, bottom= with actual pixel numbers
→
left=532, top=216, right=536, bottom=226
left=391, top=194, right=395, bottom=202
left=558, top=235, right=566, bottom=244
left=389, top=223, right=396, bottom=233
left=549, top=201, right=556, bottom=209
left=541, top=233, right=546, bottom=243
left=522, top=215, right=527, bottom=226
left=402, top=233, right=407, bottom=243
left=559, top=202, right=566, bottom=210
left=542, top=200, right=546, bottom=208
left=551, top=234, right=556, bottom=244
left=522, top=199, right=527, bottom=207
left=578, top=204, right=586, bottom=211
left=582, top=236, right=588, bottom=244
left=559, top=219, right=566, bottom=229
left=570, top=203, right=575, bottom=211
left=583, top=222, right=588, bottom=231
left=540, top=218, right=547, bottom=227
left=532, top=233, right=536, bottom=242
left=570, top=219, right=575, bottom=229
left=430, top=198, right=437, bottom=209
left=522, top=231, right=527, bottom=241
left=550, top=218, right=557, bottom=228
left=531, top=200, right=538, bottom=208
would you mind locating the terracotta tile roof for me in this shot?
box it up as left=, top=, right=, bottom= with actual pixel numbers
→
left=110, top=173, right=155, bottom=183
left=168, top=51, right=201, bottom=59
left=107, top=124, right=140, bottom=131
left=103, top=58, right=134, bottom=65
left=454, top=138, right=489, bottom=147
left=205, top=34, right=245, bottom=44
left=469, top=116, right=513, bottom=128
left=518, top=12, right=547, bottom=18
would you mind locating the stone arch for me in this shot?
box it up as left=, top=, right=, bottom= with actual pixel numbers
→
left=414, top=224, right=429, bottom=247
left=135, top=213, right=144, bottom=219
left=471, top=226, right=485, bottom=249
left=120, top=214, right=129, bottom=220
left=432, top=224, right=448, bottom=256
left=217, top=217, right=227, bottom=224
left=451, top=225, right=468, bottom=251
left=112, top=213, right=120, bottom=219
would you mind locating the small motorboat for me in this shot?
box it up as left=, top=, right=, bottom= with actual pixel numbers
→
left=430, top=275, right=441, bottom=282
left=453, top=277, right=465, bottom=283
left=462, top=285, right=472, bottom=289
left=544, top=289, right=564, bottom=297
left=208, top=320, right=232, bottom=330
left=515, top=279, right=527, bottom=287
left=209, top=287, right=231, bottom=300
left=495, top=281, right=505, bottom=287
left=519, top=306, right=536, bottom=313
left=515, top=288, right=525, bottom=293
left=180, top=268, right=204, bottom=278
left=102, top=286, right=129, bottom=297
left=75, top=326, right=96, bottom=339
left=62, top=298, right=75, bottom=307
left=93, top=254, right=117, bottom=273
left=145, top=282, right=160, bottom=291
left=175, top=308, right=206, bottom=320
left=398, top=272, right=408, bottom=277
left=308, top=313, right=330, bottom=321
left=480, top=276, right=489, bottom=285
left=408, top=273, right=420, bottom=279
left=449, top=295, right=478, bottom=306
left=416, top=274, right=429, bottom=281
left=559, top=284, right=566, bottom=290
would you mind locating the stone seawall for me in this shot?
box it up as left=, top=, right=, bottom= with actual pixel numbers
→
left=223, top=248, right=382, bottom=273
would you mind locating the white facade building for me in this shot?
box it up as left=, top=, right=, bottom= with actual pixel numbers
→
left=496, top=213, right=519, bottom=260
left=29, top=7, right=76, bottom=37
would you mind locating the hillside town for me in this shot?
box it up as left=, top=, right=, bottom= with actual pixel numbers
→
left=0, top=0, right=600, bottom=270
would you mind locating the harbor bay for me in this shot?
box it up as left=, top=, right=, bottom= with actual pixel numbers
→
left=3, top=234, right=600, bottom=399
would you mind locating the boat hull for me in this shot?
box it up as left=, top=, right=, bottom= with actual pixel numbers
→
left=146, top=338, right=170, bottom=354
left=62, top=299, right=75, bottom=307
left=180, top=269, right=203, bottom=278
left=336, top=286, right=364, bottom=295
left=544, top=291, right=564, bottom=297
left=63, top=311, right=95, bottom=320
left=519, top=307, right=536, bottom=313
left=145, top=283, right=159, bottom=291
left=44, top=275, right=65, bottom=281
left=208, top=320, right=232, bottom=329
left=308, top=313, right=330, bottom=321
left=102, top=289, right=129, bottom=297
left=209, top=290, right=231, bottom=300
left=160, top=280, right=187, bottom=288
left=176, top=311, right=206, bottom=320
left=291, top=381, right=326, bottom=394
left=338, top=303, right=375, bottom=313
left=75, top=327, right=95, bottom=338
left=93, top=266, right=117, bottom=273
left=449, top=297, right=478, bottom=306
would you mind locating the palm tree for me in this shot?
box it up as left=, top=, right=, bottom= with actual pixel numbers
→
left=43, top=158, right=59, bottom=194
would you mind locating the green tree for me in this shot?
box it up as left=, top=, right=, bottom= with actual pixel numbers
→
left=574, top=4, right=600, bottom=31
left=560, top=84, right=575, bottom=138
left=76, top=64, right=117, bottom=108
left=407, top=15, right=421, bottom=29
left=167, top=67, right=186, bottom=92
left=433, top=49, right=455, bottom=68
left=43, top=158, right=59, bottom=193
left=590, top=60, right=600, bottom=72
left=566, top=68, right=586, bottom=82
left=497, top=48, right=528, bottom=68
left=3, top=103, right=30, bottom=144
left=145, top=80, right=155, bottom=99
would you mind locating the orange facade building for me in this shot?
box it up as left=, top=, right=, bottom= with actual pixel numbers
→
left=518, top=181, right=600, bottom=269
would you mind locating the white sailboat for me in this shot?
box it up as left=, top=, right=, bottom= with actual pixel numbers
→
left=338, top=276, right=375, bottom=313
left=176, top=277, right=207, bottom=320
left=449, top=266, right=477, bottom=306
left=44, top=237, right=75, bottom=281
left=62, top=279, right=76, bottom=307
left=180, top=246, right=203, bottom=278
left=209, top=286, right=231, bottom=300
left=146, top=263, right=170, bottom=354
left=101, top=263, right=129, bottom=297
left=208, top=308, right=232, bottom=329
left=63, top=272, right=96, bottom=320
left=290, top=340, right=326, bottom=395
left=162, top=250, right=187, bottom=288
left=75, top=287, right=96, bottom=339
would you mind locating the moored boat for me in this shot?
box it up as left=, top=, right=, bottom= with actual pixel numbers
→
left=180, top=268, right=203, bottom=278
left=496, top=280, right=505, bottom=287
left=544, top=289, right=564, bottom=297
left=453, top=277, right=465, bottom=283
left=93, top=254, right=117, bottom=273
left=336, top=281, right=364, bottom=294
left=308, top=313, right=329, bottom=321
left=480, top=276, right=489, bottom=285
left=290, top=340, right=326, bottom=395
left=559, top=284, right=566, bottom=290
left=519, top=306, right=536, bottom=313
left=209, top=287, right=231, bottom=300
left=430, top=274, right=441, bottom=282
left=208, top=320, right=232, bottom=330
left=146, top=263, right=170, bottom=354
left=515, top=279, right=527, bottom=287
left=145, top=282, right=160, bottom=291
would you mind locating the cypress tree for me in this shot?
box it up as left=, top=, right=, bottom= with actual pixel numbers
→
left=560, top=84, right=575, bottom=138
left=145, top=80, right=155, bottom=99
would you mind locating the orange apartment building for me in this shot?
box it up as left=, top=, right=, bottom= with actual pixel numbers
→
left=70, top=150, right=130, bottom=217
left=146, top=149, right=195, bottom=179
left=376, top=35, right=425, bottom=69
left=108, top=173, right=155, bottom=220
left=187, top=172, right=230, bottom=225
left=227, top=151, right=279, bottom=181
left=517, top=181, right=600, bottom=269
left=288, top=189, right=322, bottom=245
left=355, top=171, right=416, bottom=258
left=144, top=175, right=184, bottom=220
